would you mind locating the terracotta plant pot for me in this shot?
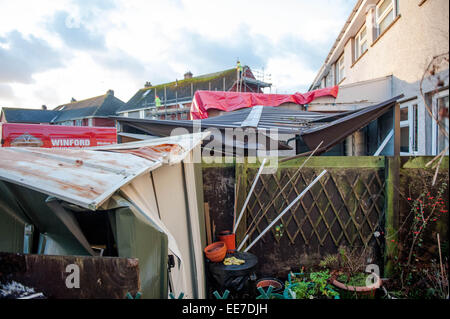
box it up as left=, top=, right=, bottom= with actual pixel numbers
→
left=331, top=273, right=382, bottom=293
left=204, top=241, right=227, bottom=263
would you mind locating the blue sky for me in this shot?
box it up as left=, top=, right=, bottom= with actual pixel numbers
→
left=0, top=0, right=355, bottom=108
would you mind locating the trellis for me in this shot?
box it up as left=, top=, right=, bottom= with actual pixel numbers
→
left=237, top=158, right=386, bottom=256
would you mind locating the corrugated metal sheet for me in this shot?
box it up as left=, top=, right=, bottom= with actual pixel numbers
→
left=0, top=133, right=208, bottom=210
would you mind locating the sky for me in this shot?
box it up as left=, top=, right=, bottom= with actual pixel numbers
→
left=0, top=0, right=355, bottom=109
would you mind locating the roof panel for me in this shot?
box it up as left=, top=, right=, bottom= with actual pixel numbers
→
left=0, top=133, right=209, bottom=210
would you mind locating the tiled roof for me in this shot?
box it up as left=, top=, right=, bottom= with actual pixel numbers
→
left=1, top=108, right=59, bottom=123
left=1, top=93, right=125, bottom=124
left=118, top=68, right=238, bottom=113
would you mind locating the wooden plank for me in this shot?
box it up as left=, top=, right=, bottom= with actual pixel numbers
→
left=204, top=202, right=212, bottom=245
left=275, top=156, right=386, bottom=169
left=0, top=252, right=140, bottom=299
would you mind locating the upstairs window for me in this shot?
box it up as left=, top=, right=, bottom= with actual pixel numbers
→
left=335, top=55, right=345, bottom=84
left=355, top=26, right=368, bottom=60
left=376, top=0, right=398, bottom=36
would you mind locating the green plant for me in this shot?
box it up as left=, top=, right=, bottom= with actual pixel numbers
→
left=288, top=271, right=340, bottom=299
left=337, top=272, right=367, bottom=287
left=319, top=254, right=339, bottom=270
left=385, top=173, right=449, bottom=299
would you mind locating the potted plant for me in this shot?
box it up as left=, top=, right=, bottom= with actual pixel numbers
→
left=319, top=246, right=381, bottom=298
left=283, top=270, right=340, bottom=299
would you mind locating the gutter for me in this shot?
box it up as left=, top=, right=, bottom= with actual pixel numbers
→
left=309, top=0, right=366, bottom=90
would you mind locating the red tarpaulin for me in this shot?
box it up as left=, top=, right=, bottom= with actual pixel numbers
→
left=190, top=86, right=339, bottom=119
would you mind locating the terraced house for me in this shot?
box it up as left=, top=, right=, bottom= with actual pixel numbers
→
left=116, top=66, right=271, bottom=120
left=1, top=90, right=125, bottom=127
left=309, top=0, right=449, bottom=156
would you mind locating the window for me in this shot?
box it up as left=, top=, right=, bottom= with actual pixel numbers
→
left=355, top=26, right=368, bottom=60
left=88, top=118, right=93, bottom=127
left=432, top=90, right=449, bottom=155
left=376, top=0, right=398, bottom=36
left=335, top=55, right=345, bottom=84
left=399, top=100, right=419, bottom=155
left=128, top=111, right=140, bottom=118
left=325, top=73, right=332, bottom=87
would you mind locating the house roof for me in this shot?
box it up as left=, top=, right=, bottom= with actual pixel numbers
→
left=1, top=108, right=60, bottom=123
left=119, top=68, right=238, bottom=113
left=1, top=92, right=125, bottom=124
left=53, top=93, right=125, bottom=122
left=309, top=0, right=377, bottom=90
left=118, top=67, right=270, bottom=113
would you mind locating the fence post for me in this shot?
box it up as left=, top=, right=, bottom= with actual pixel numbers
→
left=384, top=102, right=401, bottom=277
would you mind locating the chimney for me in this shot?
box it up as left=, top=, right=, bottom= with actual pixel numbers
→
left=71, top=97, right=77, bottom=102
left=144, top=81, right=152, bottom=88
left=184, top=71, right=193, bottom=80
left=41, top=105, right=47, bottom=110
left=107, top=89, right=114, bottom=96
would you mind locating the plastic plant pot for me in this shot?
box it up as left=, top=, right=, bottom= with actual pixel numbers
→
left=218, top=231, right=236, bottom=253
left=255, top=278, right=284, bottom=293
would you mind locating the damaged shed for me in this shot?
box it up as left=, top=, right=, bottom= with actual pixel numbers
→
left=0, top=132, right=209, bottom=299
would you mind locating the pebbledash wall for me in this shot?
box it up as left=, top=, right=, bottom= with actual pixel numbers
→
left=310, top=0, right=449, bottom=157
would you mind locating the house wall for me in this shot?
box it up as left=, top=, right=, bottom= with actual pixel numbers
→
left=312, top=0, right=449, bottom=155
left=93, top=118, right=116, bottom=127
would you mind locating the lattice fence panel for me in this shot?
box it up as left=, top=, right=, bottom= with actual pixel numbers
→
left=242, top=167, right=386, bottom=255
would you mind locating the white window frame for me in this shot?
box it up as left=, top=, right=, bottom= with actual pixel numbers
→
left=376, top=0, right=397, bottom=36
left=431, top=89, right=449, bottom=155
left=335, top=55, right=345, bottom=85
left=88, top=118, right=93, bottom=127
left=355, top=25, right=368, bottom=60
left=399, top=100, right=419, bottom=156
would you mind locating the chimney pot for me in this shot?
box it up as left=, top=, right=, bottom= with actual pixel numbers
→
left=144, top=81, right=152, bottom=88
left=71, top=97, right=76, bottom=102
left=184, top=71, right=193, bottom=80
left=107, top=89, right=114, bottom=96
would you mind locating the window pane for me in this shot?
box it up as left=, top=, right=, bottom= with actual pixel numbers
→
left=361, top=41, right=368, bottom=54
left=377, top=0, right=392, bottom=18
left=437, top=96, right=449, bottom=153
left=412, top=104, right=418, bottom=152
left=360, top=27, right=367, bottom=39
left=379, top=9, right=394, bottom=34
left=128, top=111, right=140, bottom=118
left=400, top=107, right=408, bottom=121
left=401, top=126, right=410, bottom=153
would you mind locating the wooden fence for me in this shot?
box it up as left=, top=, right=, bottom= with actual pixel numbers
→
left=202, top=156, right=448, bottom=277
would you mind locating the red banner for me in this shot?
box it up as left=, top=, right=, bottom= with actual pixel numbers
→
left=1, top=123, right=117, bottom=148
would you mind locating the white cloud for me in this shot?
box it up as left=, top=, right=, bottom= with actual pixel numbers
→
left=0, top=0, right=354, bottom=108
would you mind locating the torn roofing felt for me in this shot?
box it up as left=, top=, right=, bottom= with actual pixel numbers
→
left=0, top=132, right=209, bottom=210
left=190, top=87, right=339, bottom=119
left=113, top=95, right=403, bottom=154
